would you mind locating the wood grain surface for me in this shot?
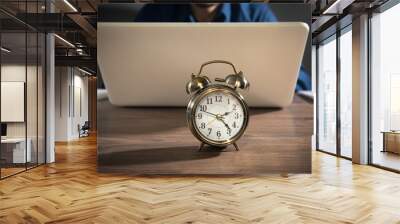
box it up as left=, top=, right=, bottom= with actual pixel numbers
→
left=97, top=95, right=313, bottom=174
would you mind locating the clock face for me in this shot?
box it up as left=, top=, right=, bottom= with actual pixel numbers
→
left=193, top=89, right=247, bottom=143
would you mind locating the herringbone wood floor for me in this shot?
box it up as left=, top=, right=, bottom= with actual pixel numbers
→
left=1, top=135, right=400, bottom=224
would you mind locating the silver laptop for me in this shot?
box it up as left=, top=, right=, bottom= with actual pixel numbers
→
left=98, top=22, right=309, bottom=107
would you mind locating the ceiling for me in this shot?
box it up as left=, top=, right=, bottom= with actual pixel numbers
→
left=0, top=0, right=392, bottom=74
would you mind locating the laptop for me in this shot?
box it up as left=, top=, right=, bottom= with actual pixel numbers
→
left=98, top=22, right=309, bottom=107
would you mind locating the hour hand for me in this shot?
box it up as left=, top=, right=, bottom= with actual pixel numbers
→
left=222, top=110, right=233, bottom=116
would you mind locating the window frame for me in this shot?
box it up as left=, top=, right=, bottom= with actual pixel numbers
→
left=367, top=0, right=400, bottom=173
left=315, top=23, right=353, bottom=160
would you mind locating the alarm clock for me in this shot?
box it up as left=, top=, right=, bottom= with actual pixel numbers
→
left=186, top=60, right=250, bottom=151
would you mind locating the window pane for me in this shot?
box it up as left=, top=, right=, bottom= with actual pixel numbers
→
left=318, top=36, right=337, bottom=154
left=371, top=3, right=400, bottom=171
left=340, top=29, right=352, bottom=158
left=27, top=30, right=38, bottom=169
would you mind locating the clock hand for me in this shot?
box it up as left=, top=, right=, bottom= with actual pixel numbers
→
left=203, top=111, right=231, bottom=130
left=223, top=123, right=231, bottom=131
left=222, top=109, right=235, bottom=116
left=203, top=111, right=218, bottom=117
left=222, top=111, right=231, bottom=116
left=217, top=118, right=231, bottom=131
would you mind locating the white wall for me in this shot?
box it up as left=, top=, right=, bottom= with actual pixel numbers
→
left=55, top=67, right=70, bottom=141
left=1, top=82, right=25, bottom=122
left=55, top=67, right=89, bottom=141
left=1, top=65, right=39, bottom=138
left=1, top=65, right=26, bottom=130
left=1, top=65, right=28, bottom=141
left=1, top=63, right=46, bottom=164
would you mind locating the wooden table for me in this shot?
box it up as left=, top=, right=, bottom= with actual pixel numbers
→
left=382, top=131, right=400, bottom=154
left=97, top=95, right=313, bottom=175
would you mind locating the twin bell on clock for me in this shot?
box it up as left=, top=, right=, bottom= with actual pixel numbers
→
left=185, top=60, right=250, bottom=152
left=186, top=60, right=250, bottom=94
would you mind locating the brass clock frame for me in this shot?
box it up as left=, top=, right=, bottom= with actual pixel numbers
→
left=186, top=84, right=249, bottom=151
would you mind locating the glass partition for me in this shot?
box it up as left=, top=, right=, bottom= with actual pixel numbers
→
left=0, top=1, right=46, bottom=179
left=1, top=30, right=28, bottom=177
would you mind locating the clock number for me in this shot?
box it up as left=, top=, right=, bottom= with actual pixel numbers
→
left=206, top=97, right=213, bottom=105
left=200, top=122, right=206, bottom=129
left=200, top=105, right=207, bottom=112
left=233, top=121, right=237, bottom=128
left=227, top=98, right=230, bottom=105
left=233, top=104, right=237, bottom=110
left=234, top=112, right=239, bottom=119
left=208, top=128, right=212, bottom=136
left=215, top=95, right=222, bottom=103
left=227, top=128, right=232, bottom=136
left=197, top=113, right=202, bottom=119
left=216, top=131, right=221, bottom=138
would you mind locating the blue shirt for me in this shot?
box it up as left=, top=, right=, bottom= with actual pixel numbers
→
left=136, top=3, right=311, bottom=91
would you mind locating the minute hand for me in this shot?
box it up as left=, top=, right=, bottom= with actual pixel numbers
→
left=218, top=118, right=231, bottom=131
left=203, top=111, right=218, bottom=117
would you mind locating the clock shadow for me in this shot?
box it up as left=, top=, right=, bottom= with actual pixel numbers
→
left=199, top=144, right=236, bottom=152
left=98, top=145, right=223, bottom=166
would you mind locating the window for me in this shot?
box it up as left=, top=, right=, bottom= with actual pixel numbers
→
left=317, top=35, right=337, bottom=154
left=339, top=28, right=352, bottom=158
left=370, top=2, right=400, bottom=171
left=316, top=25, right=353, bottom=159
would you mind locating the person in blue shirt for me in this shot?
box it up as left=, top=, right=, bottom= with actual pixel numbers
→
left=135, top=3, right=311, bottom=91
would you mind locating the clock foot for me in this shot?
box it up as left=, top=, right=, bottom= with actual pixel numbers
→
left=198, top=143, right=205, bottom=151
left=233, top=143, right=240, bottom=151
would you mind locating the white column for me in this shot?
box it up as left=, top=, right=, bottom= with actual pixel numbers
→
left=55, top=67, right=73, bottom=141
left=352, top=14, right=369, bottom=164
left=46, top=32, right=55, bottom=163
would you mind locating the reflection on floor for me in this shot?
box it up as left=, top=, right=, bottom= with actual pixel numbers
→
left=0, top=163, right=43, bottom=179
left=0, top=135, right=400, bottom=223
left=373, top=150, right=400, bottom=171
left=0, top=167, right=25, bottom=178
